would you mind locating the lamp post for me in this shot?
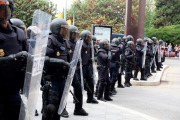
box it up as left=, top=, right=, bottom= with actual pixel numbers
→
left=73, top=0, right=78, bottom=25
left=64, top=0, right=67, bottom=21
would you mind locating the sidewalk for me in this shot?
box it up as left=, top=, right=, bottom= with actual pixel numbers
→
left=34, top=91, right=158, bottom=120
left=34, top=65, right=168, bottom=120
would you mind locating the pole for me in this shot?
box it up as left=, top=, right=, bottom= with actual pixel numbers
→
left=64, top=0, right=67, bottom=20
left=73, top=3, right=76, bottom=25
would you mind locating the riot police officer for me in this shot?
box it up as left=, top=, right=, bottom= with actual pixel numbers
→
left=145, top=38, right=154, bottom=78
left=42, top=18, right=71, bottom=120
left=117, top=37, right=124, bottom=88
left=97, top=39, right=112, bottom=101
left=67, top=25, right=88, bottom=116
left=124, top=41, right=135, bottom=87
left=158, top=39, right=163, bottom=69
left=120, top=36, right=127, bottom=75
left=151, top=37, right=158, bottom=72
left=110, top=38, right=121, bottom=94
left=10, top=18, right=27, bottom=38
left=0, top=0, right=29, bottom=119
left=80, top=30, right=98, bottom=104
left=133, top=38, right=147, bottom=81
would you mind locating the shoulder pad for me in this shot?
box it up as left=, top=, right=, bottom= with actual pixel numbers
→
left=11, top=25, right=26, bottom=42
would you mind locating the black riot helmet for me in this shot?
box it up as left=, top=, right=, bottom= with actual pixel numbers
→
left=111, top=38, right=120, bottom=47
left=27, top=26, right=41, bottom=39
left=144, top=37, right=149, bottom=43
left=152, top=37, right=157, bottom=43
left=122, top=36, right=127, bottom=43
left=136, top=38, right=143, bottom=45
left=147, top=38, right=153, bottom=46
left=159, top=39, right=163, bottom=45
left=10, top=18, right=27, bottom=37
left=99, top=39, right=110, bottom=50
left=127, top=41, right=134, bottom=49
left=117, top=37, right=122, bottom=43
left=50, top=18, right=69, bottom=39
left=80, top=30, right=92, bottom=43
left=127, top=35, right=134, bottom=42
left=69, top=25, right=79, bottom=42
left=0, top=0, right=14, bottom=24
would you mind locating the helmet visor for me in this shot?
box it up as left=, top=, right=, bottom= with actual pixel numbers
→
left=0, top=2, right=11, bottom=24
left=86, top=34, right=92, bottom=43
left=20, top=25, right=28, bottom=38
left=104, top=41, right=110, bottom=50
left=71, top=30, right=80, bottom=42
left=60, top=25, right=70, bottom=40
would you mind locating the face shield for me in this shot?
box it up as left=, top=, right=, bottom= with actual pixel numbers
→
left=0, top=1, right=11, bottom=24
left=131, top=37, right=134, bottom=42
left=60, top=25, right=70, bottom=40
left=71, top=30, right=80, bottom=42
left=104, top=41, right=110, bottom=50
left=85, top=34, right=92, bottom=43
left=19, top=25, right=28, bottom=38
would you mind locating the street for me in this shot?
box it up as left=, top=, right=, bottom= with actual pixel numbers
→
left=34, top=58, right=180, bottom=120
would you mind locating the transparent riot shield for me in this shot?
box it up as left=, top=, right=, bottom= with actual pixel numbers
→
left=58, top=39, right=84, bottom=115
left=79, top=54, right=84, bottom=95
left=118, top=55, right=122, bottom=74
left=19, top=10, right=51, bottom=120
left=142, top=41, right=147, bottom=68
left=150, top=45, right=157, bottom=68
left=158, top=43, right=161, bottom=63
left=91, top=41, right=96, bottom=84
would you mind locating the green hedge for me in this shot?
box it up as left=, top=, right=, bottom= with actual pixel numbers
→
left=145, top=24, right=180, bottom=45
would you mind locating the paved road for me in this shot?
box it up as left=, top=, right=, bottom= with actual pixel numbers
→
left=111, top=58, right=180, bottom=120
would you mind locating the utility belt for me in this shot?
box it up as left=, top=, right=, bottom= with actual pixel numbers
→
left=135, top=57, right=141, bottom=61
left=43, top=74, right=66, bottom=82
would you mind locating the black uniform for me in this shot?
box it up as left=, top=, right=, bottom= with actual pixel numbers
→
left=81, top=42, right=95, bottom=102
left=68, top=39, right=83, bottom=112
left=0, top=23, right=28, bottom=120
left=109, top=45, right=120, bottom=92
left=145, top=44, right=153, bottom=77
left=97, top=48, right=111, bottom=100
left=42, top=34, right=70, bottom=120
left=125, top=47, right=134, bottom=86
left=134, top=44, right=146, bottom=80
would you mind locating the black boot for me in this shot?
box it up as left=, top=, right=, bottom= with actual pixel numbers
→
left=97, top=83, right=106, bottom=102
left=104, top=83, right=113, bottom=101
left=117, top=74, right=124, bottom=88
left=133, top=70, right=139, bottom=81
left=74, top=108, right=88, bottom=116
left=140, top=68, right=147, bottom=81
left=157, top=63, right=161, bottom=71
left=61, top=108, right=69, bottom=118
left=35, top=109, right=39, bottom=116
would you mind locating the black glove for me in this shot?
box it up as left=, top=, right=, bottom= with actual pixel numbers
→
left=45, top=57, right=70, bottom=70
left=88, top=58, right=92, bottom=64
left=9, top=51, right=29, bottom=62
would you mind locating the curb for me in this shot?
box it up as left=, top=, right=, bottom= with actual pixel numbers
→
left=130, top=65, right=169, bottom=86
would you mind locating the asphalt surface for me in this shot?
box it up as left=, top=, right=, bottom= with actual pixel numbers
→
left=111, top=58, right=180, bottom=120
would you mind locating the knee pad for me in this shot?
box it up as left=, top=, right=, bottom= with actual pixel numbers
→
left=44, top=104, right=57, bottom=115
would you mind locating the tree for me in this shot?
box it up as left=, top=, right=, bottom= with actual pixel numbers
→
left=152, top=0, right=180, bottom=28
left=144, top=0, right=155, bottom=35
left=66, top=0, right=139, bottom=33
left=13, top=0, right=57, bottom=27
left=145, top=25, right=180, bottom=45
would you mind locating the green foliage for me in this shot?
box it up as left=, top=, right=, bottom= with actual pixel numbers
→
left=145, top=25, right=180, bottom=45
left=144, top=0, right=155, bottom=35
left=13, top=0, right=57, bottom=27
left=66, top=0, right=139, bottom=33
left=152, top=0, right=180, bottom=28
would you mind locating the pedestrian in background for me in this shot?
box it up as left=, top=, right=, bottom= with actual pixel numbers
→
left=165, top=43, right=168, bottom=51
left=174, top=45, right=178, bottom=58
left=168, top=43, right=172, bottom=57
